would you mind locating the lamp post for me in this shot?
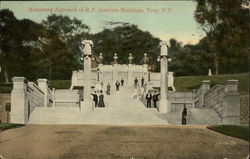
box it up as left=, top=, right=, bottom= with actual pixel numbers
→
left=159, top=41, right=170, bottom=113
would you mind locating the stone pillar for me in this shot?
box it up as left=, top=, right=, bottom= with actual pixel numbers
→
left=128, top=64, right=133, bottom=86
left=11, top=77, right=28, bottom=124
left=81, top=40, right=93, bottom=112
left=200, top=80, right=211, bottom=108
left=159, top=41, right=169, bottom=113
left=222, top=80, right=240, bottom=124
left=37, top=79, right=48, bottom=107
left=113, top=64, right=118, bottom=84
left=52, top=88, right=56, bottom=107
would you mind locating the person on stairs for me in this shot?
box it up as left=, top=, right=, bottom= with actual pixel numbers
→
left=182, top=104, right=187, bottom=125
left=134, top=77, right=138, bottom=87
left=141, top=76, right=144, bottom=87
left=91, top=91, right=98, bottom=107
left=152, top=91, right=159, bottom=108
left=106, top=83, right=111, bottom=95
left=145, top=91, right=152, bottom=108
left=121, top=78, right=124, bottom=86
left=98, top=90, right=105, bottom=107
left=115, top=80, right=120, bottom=91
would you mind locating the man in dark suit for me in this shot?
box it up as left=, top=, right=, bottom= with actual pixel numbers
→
left=121, top=78, right=124, bottom=86
left=152, top=91, right=159, bottom=108
left=115, top=80, right=120, bottom=91
left=91, top=91, right=98, bottom=107
left=145, top=91, right=152, bottom=108
left=182, top=104, right=187, bottom=125
left=141, top=76, right=144, bottom=87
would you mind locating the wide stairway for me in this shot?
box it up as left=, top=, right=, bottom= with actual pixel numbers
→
left=28, top=85, right=169, bottom=125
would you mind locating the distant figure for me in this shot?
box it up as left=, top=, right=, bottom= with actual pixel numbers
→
left=91, top=91, right=98, bottom=107
left=152, top=91, right=159, bottom=108
left=182, top=104, right=187, bottom=125
left=106, top=83, right=111, bottom=95
left=141, top=77, right=144, bottom=87
left=121, top=78, right=124, bottom=86
left=134, top=77, right=138, bottom=87
left=115, top=80, right=120, bottom=91
left=132, top=86, right=139, bottom=99
left=145, top=91, right=152, bottom=108
left=98, top=90, right=105, bottom=107
left=139, top=86, right=145, bottom=98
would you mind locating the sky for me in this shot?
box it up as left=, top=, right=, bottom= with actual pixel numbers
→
left=1, top=1, right=205, bottom=44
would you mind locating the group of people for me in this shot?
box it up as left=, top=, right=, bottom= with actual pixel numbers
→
left=91, top=91, right=105, bottom=108
left=115, top=78, right=124, bottom=91
left=145, top=91, right=160, bottom=108
left=134, top=77, right=144, bottom=87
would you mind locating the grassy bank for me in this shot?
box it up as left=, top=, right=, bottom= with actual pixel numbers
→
left=0, top=123, right=24, bottom=131
left=174, top=73, right=249, bottom=94
left=207, top=125, right=249, bottom=141
left=0, top=73, right=248, bottom=94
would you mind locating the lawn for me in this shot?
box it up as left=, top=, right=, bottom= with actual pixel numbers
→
left=174, top=73, right=249, bottom=94
left=207, top=125, right=249, bottom=141
left=0, top=123, right=24, bottom=131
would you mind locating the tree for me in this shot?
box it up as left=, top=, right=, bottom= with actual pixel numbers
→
left=194, top=0, right=250, bottom=74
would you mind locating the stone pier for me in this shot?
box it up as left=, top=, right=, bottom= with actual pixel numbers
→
left=159, top=41, right=169, bottom=113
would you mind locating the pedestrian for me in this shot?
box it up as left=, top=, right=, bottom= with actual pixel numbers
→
left=141, top=76, right=144, bottom=87
left=121, top=78, right=124, bottom=86
left=134, top=77, right=138, bottom=87
left=98, top=90, right=105, bottom=107
left=145, top=91, right=152, bottom=108
left=115, top=80, right=120, bottom=91
left=132, top=86, right=139, bottom=99
left=152, top=91, right=159, bottom=108
left=106, top=83, right=111, bottom=95
left=91, top=91, right=98, bottom=107
left=182, top=104, right=187, bottom=125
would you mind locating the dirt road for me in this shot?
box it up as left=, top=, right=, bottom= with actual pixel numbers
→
left=0, top=125, right=248, bottom=159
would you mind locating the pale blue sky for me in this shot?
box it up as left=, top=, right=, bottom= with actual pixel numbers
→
left=1, top=1, right=205, bottom=44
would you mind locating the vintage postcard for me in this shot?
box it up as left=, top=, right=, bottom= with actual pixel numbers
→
left=0, top=0, right=249, bottom=159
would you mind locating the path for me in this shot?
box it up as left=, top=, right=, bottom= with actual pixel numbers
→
left=0, top=125, right=248, bottom=159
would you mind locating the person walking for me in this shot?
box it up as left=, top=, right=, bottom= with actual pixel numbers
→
left=115, top=80, right=120, bottom=91
left=98, top=90, right=105, bottom=107
left=134, top=77, right=138, bottom=87
left=152, top=91, right=159, bottom=108
left=141, top=76, right=144, bottom=87
left=121, top=78, right=124, bottom=86
left=145, top=91, right=152, bottom=108
left=182, top=104, right=187, bottom=125
left=91, top=91, right=98, bottom=107
left=106, top=83, right=111, bottom=95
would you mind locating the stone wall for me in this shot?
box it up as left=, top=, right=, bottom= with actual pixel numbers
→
left=240, top=95, right=249, bottom=124
left=11, top=77, right=54, bottom=124
left=54, top=89, right=82, bottom=107
left=168, top=92, right=193, bottom=112
left=0, top=94, right=11, bottom=123
left=193, top=80, right=240, bottom=125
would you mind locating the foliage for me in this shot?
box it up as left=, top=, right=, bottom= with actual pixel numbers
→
left=0, top=123, right=24, bottom=131
left=194, top=0, right=250, bottom=74
left=207, top=125, right=249, bottom=141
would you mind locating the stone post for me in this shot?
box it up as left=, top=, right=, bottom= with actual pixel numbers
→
left=11, top=77, right=28, bottom=124
left=200, top=80, right=211, bottom=108
left=222, top=80, right=240, bottom=124
left=37, top=79, right=48, bottom=107
left=81, top=40, right=93, bottom=112
left=128, top=64, right=133, bottom=86
left=159, top=41, right=169, bottom=113
left=52, top=88, right=56, bottom=107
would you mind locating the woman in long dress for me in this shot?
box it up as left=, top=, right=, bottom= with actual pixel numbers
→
left=98, top=90, right=105, bottom=107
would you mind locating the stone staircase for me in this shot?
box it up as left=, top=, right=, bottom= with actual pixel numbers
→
left=158, top=107, right=222, bottom=125
left=28, top=86, right=169, bottom=125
